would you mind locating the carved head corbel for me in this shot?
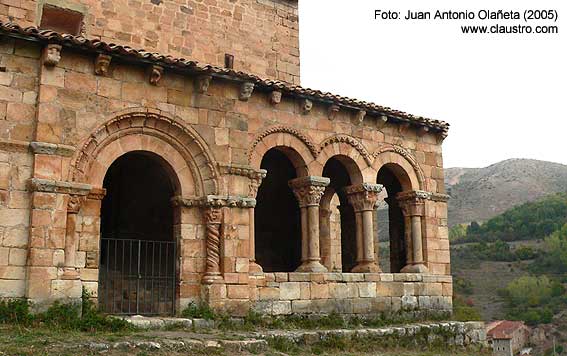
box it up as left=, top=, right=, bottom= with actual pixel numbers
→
left=43, top=44, right=62, bottom=67
left=376, top=114, right=388, bottom=129
left=239, top=82, right=255, bottom=101
left=149, top=65, right=164, bottom=85
left=270, top=90, right=282, bottom=105
left=328, top=104, right=340, bottom=120
left=417, top=126, right=430, bottom=137
left=195, top=75, right=212, bottom=94
left=399, top=122, right=411, bottom=135
left=94, top=54, right=112, bottom=76
left=355, top=110, right=366, bottom=125
left=301, top=98, right=313, bottom=114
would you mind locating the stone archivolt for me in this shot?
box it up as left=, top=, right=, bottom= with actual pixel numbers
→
left=319, top=134, right=373, bottom=166
left=248, top=125, right=319, bottom=164
left=72, top=111, right=219, bottom=195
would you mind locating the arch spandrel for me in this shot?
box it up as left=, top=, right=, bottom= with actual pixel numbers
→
left=69, top=109, right=219, bottom=196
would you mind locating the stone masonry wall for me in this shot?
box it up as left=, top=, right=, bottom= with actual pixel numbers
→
left=0, top=30, right=449, bottom=315
left=0, top=0, right=300, bottom=84
left=252, top=272, right=452, bottom=315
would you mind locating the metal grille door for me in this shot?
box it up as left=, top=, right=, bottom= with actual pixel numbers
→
left=99, top=237, right=176, bottom=315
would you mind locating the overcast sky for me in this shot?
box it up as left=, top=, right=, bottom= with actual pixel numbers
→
left=299, top=0, right=566, bottom=168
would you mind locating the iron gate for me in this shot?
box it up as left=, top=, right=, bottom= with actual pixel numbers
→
left=99, top=236, right=176, bottom=315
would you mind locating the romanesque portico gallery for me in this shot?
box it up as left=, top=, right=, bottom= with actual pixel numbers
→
left=0, top=0, right=451, bottom=316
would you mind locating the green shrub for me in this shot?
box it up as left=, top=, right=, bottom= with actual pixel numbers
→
left=180, top=302, right=216, bottom=320
left=0, top=299, right=34, bottom=325
left=452, top=297, right=482, bottom=321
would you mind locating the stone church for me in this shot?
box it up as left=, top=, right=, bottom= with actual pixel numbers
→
left=0, top=0, right=451, bottom=316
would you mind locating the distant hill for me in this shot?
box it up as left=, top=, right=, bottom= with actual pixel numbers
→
left=445, top=159, right=567, bottom=227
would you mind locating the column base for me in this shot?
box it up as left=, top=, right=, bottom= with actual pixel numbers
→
left=202, top=272, right=223, bottom=284
left=351, top=261, right=381, bottom=273
left=61, top=268, right=79, bottom=280
left=295, top=260, right=328, bottom=273
left=249, top=261, right=263, bottom=275
left=400, top=263, right=429, bottom=273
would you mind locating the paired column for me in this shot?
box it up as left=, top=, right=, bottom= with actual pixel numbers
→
left=397, top=190, right=429, bottom=273
left=289, top=176, right=330, bottom=273
left=345, top=183, right=383, bottom=273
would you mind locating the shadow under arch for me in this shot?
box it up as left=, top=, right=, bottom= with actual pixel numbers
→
left=376, top=163, right=413, bottom=273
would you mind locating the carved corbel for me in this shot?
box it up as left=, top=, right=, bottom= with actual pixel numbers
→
left=328, top=104, right=340, bottom=120
left=355, top=110, right=366, bottom=125
left=149, top=65, right=164, bottom=85
left=301, top=98, right=313, bottom=114
left=42, top=44, right=62, bottom=67
left=436, top=131, right=449, bottom=144
left=399, top=122, right=411, bottom=135
left=270, top=90, right=282, bottom=105
left=94, top=54, right=112, bottom=76
left=417, top=126, right=430, bottom=137
left=239, top=82, right=255, bottom=101
left=195, top=75, right=212, bottom=94
left=376, top=114, right=388, bottom=129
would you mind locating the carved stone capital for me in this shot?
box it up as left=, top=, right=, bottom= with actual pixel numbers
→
left=43, top=44, right=61, bottom=67
left=239, top=82, right=255, bottom=101
left=195, top=75, right=212, bottom=94
left=270, top=90, right=282, bottom=105
left=396, top=190, right=431, bottom=216
left=149, top=65, right=163, bottom=85
left=67, top=194, right=86, bottom=214
left=288, top=176, right=330, bottom=207
left=94, top=54, right=112, bottom=76
left=301, top=98, right=313, bottom=114
left=328, top=104, right=340, bottom=120
left=345, top=183, right=383, bottom=212
left=204, top=206, right=223, bottom=225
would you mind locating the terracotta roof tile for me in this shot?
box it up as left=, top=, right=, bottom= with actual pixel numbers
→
left=0, top=21, right=449, bottom=134
left=487, top=320, right=526, bottom=340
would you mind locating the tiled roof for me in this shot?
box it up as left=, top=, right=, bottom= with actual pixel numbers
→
left=487, top=320, right=526, bottom=340
left=0, top=21, right=449, bottom=134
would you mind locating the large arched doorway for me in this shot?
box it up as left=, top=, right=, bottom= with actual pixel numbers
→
left=376, top=164, right=408, bottom=273
left=255, top=148, right=302, bottom=272
left=99, top=151, right=178, bottom=315
left=320, top=156, right=357, bottom=272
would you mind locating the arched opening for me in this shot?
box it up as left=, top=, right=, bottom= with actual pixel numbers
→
left=321, top=156, right=357, bottom=272
left=376, top=164, right=408, bottom=273
left=99, top=151, right=179, bottom=315
left=255, top=148, right=302, bottom=272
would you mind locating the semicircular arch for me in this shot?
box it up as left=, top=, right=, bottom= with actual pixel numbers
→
left=373, top=144, right=426, bottom=191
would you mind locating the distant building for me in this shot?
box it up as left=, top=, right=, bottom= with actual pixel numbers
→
left=487, top=321, right=530, bottom=356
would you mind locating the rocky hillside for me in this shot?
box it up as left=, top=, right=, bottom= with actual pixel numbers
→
left=445, top=159, right=567, bottom=226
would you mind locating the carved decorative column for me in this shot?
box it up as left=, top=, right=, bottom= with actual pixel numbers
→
left=248, top=169, right=267, bottom=274
left=289, top=176, right=330, bottom=273
left=397, top=190, right=430, bottom=273
left=61, top=194, right=84, bottom=279
left=345, top=183, right=383, bottom=273
left=203, top=205, right=223, bottom=284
